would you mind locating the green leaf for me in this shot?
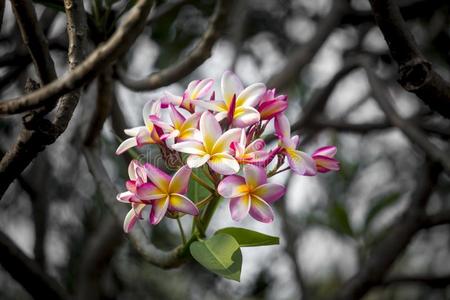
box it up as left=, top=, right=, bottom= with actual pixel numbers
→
left=327, top=202, right=354, bottom=237
left=187, top=168, right=211, bottom=203
left=215, top=227, right=279, bottom=247
left=190, top=234, right=242, bottom=281
left=363, top=192, right=401, bottom=233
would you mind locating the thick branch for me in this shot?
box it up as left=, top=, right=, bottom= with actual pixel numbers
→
left=0, top=0, right=153, bottom=115
left=0, top=230, right=68, bottom=300
left=422, top=210, right=450, bottom=228
left=117, top=0, right=231, bottom=91
left=364, top=64, right=450, bottom=172
left=369, top=0, right=450, bottom=119
left=380, top=274, right=450, bottom=289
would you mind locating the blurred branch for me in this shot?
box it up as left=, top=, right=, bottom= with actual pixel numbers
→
left=0, top=230, right=69, bottom=300
left=369, top=0, right=450, bottom=119
left=146, top=0, right=190, bottom=26
left=380, top=273, right=450, bottom=289
left=0, top=0, right=4, bottom=32
left=82, top=147, right=185, bottom=268
left=117, top=0, right=231, bottom=91
left=422, top=210, right=450, bottom=228
left=10, top=0, right=57, bottom=85
left=266, top=0, right=349, bottom=90
left=332, top=161, right=441, bottom=300
left=363, top=63, right=450, bottom=172
left=84, top=67, right=113, bottom=146
left=0, top=0, right=153, bottom=115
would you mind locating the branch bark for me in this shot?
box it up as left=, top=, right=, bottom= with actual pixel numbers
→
left=0, top=0, right=153, bottom=115
left=369, top=0, right=450, bottom=119
left=117, top=0, right=231, bottom=91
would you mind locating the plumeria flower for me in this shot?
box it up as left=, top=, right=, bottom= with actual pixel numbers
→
left=161, top=78, right=214, bottom=113
left=274, top=114, right=316, bottom=176
left=309, top=146, right=340, bottom=174
left=136, top=164, right=199, bottom=225
left=149, top=104, right=201, bottom=142
left=218, top=164, right=286, bottom=223
left=230, top=129, right=269, bottom=165
left=172, top=111, right=241, bottom=175
left=116, top=160, right=150, bottom=232
left=194, top=71, right=266, bottom=128
left=258, top=88, right=288, bottom=120
left=116, top=100, right=162, bottom=155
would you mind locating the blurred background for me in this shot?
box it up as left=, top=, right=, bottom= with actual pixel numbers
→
left=0, top=0, right=449, bottom=299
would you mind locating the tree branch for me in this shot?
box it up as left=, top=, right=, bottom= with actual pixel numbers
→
left=0, top=229, right=69, bottom=300
left=117, top=0, right=231, bottom=91
left=0, top=0, right=153, bottom=115
left=380, top=274, right=450, bottom=289
left=422, top=210, right=450, bottom=228
left=332, top=161, right=441, bottom=300
left=369, top=0, right=450, bottom=119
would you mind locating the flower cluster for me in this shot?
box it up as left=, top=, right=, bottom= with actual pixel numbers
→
left=116, top=71, right=339, bottom=232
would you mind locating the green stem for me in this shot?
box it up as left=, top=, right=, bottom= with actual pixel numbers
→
left=198, top=195, right=221, bottom=236
left=176, top=216, right=186, bottom=245
left=268, top=166, right=290, bottom=177
left=191, top=172, right=215, bottom=192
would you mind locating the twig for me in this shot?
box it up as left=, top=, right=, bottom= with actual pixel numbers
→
left=116, top=0, right=231, bottom=91
left=0, top=0, right=153, bottom=115
left=368, top=0, right=450, bottom=119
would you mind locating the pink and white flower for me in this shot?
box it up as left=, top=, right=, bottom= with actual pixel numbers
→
left=218, top=164, right=286, bottom=223
left=136, top=164, right=199, bottom=225
left=171, top=111, right=241, bottom=175
left=149, top=104, right=201, bottom=142
left=230, top=129, right=269, bottom=165
left=310, top=146, right=340, bottom=174
left=274, top=114, right=316, bottom=176
left=257, top=88, right=288, bottom=120
left=194, top=71, right=266, bottom=128
left=116, top=160, right=150, bottom=232
left=116, top=100, right=162, bottom=155
left=161, top=78, right=214, bottom=113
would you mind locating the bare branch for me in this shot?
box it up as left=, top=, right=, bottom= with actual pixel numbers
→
left=0, top=229, right=69, bottom=300
left=380, top=274, right=450, bottom=289
left=363, top=64, right=450, bottom=172
left=369, top=0, right=450, bottom=119
left=117, top=0, right=231, bottom=91
left=0, top=0, right=153, bottom=115
left=422, top=210, right=450, bottom=229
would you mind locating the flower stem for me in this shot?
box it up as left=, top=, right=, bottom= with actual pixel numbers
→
left=198, top=195, right=221, bottom=236
left=268, top=166, right=290, bottom=177
left=176, top=216, right=186, bottom=245
left=191, top=172, right=215, bottom=192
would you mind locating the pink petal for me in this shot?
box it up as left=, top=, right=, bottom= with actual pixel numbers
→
left=200, top=111, right=222, bottom=152
left=243, top=164, right=267, bottom=189
left=229, top=194, right=251, bottom=222
left=169, top=193, right=199, bottom=215
left=274, top=114, right=291, bottom=139
left=246, top=139, right=265, bottom=152
left=149, top=197, right=169, bottom=225
left=190, top=100, right=227, bottom=112
left=123, top=204, right=146, bottom=233
left=116, top=137, right=137, bottom=155
left=314, top=155, right=340, bottom=173
left=258, top=99, right=288, bottom=120
left=232, top=106, right=260, bottom=128
left=313, top=146, right=337, bottom=157
left=287, top=150, right=317, bottom=176
left=169, top=104, right=186, bottom=128
left=186, top=154, right=210, bottom=168
left=148, top=115, right=173, bottom=131
left=161, top=91, right=182, bottom=107
left=117, top=191, right=135, bottom=203
left=142, top=100, right=160, bottom=128
left=171, top=140, right=206, bottom=155
left=190, top=78, right=214, bottom=99
left=227, top=94, right=237, bottom=124
left=236, top=83, right=266, bottom=107
left=249, top=196, right=274, bottom=223
left=211, top=128, right=241, bottom=154
left=180, top=112, right=201, bottom=132
left=127, top=160, right=139, bottom=180
left=222, top=70, right=244, bottom=107
left=136, top=182, right=166, bottom=201
left=218, top=175, right=247, bottom=198
left=168, top=165, right=191, bottom=194
left=144, top=163, right=171, bottom=193
left=124, top=126, right=144, bottom=137
left=136, top=128, right=156, bottom=146
left=208, top=153, right=240, bottom=175
left=252, top=183, right=286, bottom=203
